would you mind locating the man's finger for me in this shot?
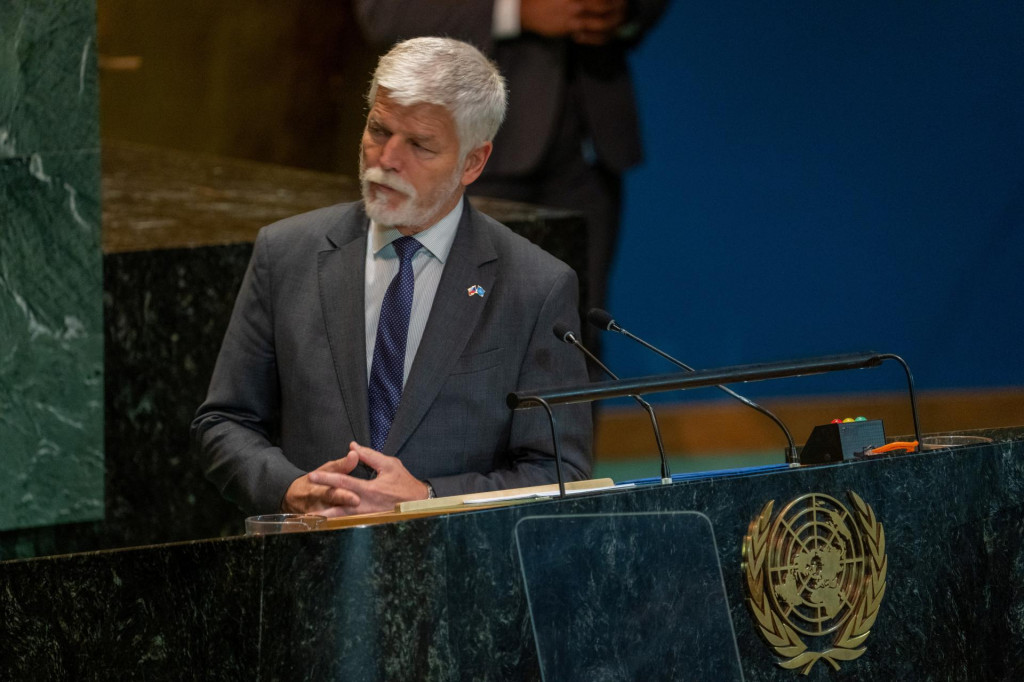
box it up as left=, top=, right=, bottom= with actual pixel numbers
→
left=324, top=486, right=361, bottom=508
left=316, top=451, right=360, bottom=474
left=308, top=469, right=365, bottom=494
left=303, top=475, right=361, bottom=508
left=316, top=501, right=363, bottom=518
left=349, top=441, right=392, bottom=470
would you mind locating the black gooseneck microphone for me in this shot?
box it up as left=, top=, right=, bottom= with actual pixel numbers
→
left=586, top=309, right=799, bottom=465
left=553, top=323, right=671, bottom=483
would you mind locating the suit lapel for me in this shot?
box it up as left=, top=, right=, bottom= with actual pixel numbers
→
left=384, top=200, right=497, bottom=455
left=318, top=206, right=372, bottom=445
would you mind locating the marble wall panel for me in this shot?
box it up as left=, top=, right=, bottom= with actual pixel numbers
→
left=0, top=0, right=103, bottom=531
left=1, top=0, right=99, bottom=154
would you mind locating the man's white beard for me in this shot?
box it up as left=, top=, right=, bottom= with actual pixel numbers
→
left=360, top=162, right=463, bottom=229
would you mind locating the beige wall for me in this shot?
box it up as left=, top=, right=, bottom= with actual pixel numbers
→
left=97, top=1, right=375, bottom=176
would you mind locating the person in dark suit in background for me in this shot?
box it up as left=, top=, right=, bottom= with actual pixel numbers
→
left=192, top=37, right=592, bottom=517
left=354, top=0, right=670, bottom=351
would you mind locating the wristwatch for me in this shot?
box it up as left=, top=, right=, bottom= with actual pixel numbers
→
left=425, top=482, right=436, bottom=499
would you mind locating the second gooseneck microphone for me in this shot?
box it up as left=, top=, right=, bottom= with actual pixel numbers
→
left=586, top=309, right=799, bottom=465
left=553, top=323, right=672, bottom=483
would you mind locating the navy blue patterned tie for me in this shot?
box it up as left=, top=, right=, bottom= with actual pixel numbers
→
left=368, top=236, right=423, bottom=451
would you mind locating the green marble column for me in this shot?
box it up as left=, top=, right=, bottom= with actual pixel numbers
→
left=0, top=0, right=103, bottom=530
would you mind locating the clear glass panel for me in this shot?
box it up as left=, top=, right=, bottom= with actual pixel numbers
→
left=515, top=512, right=743, bottom=682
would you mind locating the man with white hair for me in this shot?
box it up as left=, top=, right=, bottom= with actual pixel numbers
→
left=354, top=0, right=670, bottom=354
left=192, top=38, right=592, bottom=516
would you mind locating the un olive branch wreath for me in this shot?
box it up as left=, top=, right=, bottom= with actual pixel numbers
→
left=742, top=493, right=887, bottom=675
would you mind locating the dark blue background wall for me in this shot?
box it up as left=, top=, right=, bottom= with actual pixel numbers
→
left=607, top=1, right=1023, bottom=400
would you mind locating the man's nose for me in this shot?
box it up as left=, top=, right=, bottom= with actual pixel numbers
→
left=377, top=136, right=404, bottom=171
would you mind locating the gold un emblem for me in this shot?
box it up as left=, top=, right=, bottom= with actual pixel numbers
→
left=742, top=492, right=887, bottom=675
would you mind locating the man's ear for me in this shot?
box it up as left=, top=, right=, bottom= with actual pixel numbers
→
left=460, top=142, right=494, bottom=186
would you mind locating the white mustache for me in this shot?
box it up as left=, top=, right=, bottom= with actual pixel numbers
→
left=361, top=167, right=416, bottom=198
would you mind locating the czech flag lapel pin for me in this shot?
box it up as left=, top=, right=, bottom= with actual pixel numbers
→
left=467, top=284, right=486, bottom=297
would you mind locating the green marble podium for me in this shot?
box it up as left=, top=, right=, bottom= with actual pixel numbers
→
left=2, top=428, right=1022, bottom=681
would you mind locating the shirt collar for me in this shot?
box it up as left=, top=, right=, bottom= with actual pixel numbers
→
left=369, top=198, right=463, bottom=264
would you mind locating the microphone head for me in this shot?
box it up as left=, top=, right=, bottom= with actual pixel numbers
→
left=552, top=323, right=577, bottom=344
left=586, top=308, right=616, bottom=331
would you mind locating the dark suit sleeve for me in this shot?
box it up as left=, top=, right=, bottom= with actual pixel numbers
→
left=353, top=0, right=496, bottom=51
left=354, top=0, right=668, bottom=50
left=427, top=267, right=593, bottom=497
left=191, top=229, right=305, bottom=514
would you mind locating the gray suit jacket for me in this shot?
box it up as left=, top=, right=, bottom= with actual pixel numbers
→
left=192, top=198, right=593, bottom=514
